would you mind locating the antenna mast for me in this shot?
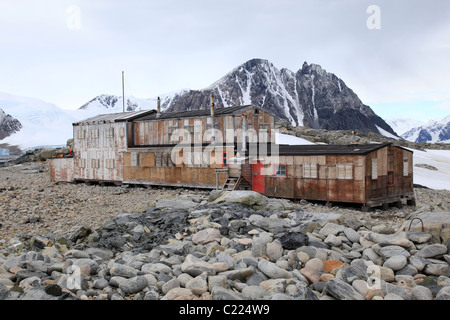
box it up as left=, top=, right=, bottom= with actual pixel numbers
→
left=122, top=71, right=125, bottom=112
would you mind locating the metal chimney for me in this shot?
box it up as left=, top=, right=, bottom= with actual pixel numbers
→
left=210, top=94, right=215, bottom=118
left=210, top=94, right=215, bottom=144
left=157, top=97, right=161, bottom=116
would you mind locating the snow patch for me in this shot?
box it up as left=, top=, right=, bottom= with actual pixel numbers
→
left=275, top=132, right=316, bottom=145
left=376, top=125, right=400, bottom=140
left=409, top=148, right=450, bottom=190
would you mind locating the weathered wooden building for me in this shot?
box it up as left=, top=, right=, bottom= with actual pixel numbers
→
left=50, top=101, right=415, bottom=210
left=248, top=143, right=415, bottom=210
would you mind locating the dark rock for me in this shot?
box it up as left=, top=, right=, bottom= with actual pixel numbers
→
left=325, top=278, right=364, bottom=300
left=45, top=284, right=63, bottom=296
left=279, top=232, right=309, bottom=250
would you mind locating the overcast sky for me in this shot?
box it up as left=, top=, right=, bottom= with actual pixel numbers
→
left=0, top=0, right=449, bottom=121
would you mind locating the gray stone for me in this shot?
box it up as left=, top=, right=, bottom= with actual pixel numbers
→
left=141, top=263, right=172, bottom=274
left=208, top=275, right=228, bottom=291
left=216, top=252, right=236, bottom=269
left=109, top=276, right=127, bottom=287
left=271, top=293, right=294, bottom=300
left=295, top=285, right=319, bottom=300
left=381, top=282, right=414, bottom=300
left=220, top=268, right=254, bottom=281
left=304, top=258, right=324, bottom=272
left=435, top=286, right=450, bottom=300
left=362, top=248, right=383, bottom=265
left=416, top=244, right=448, bottom=259
left=260, top=279, right=286, bottom=293
left=20, top=287, right=59, bottom=300
left=211, top=286, right=244, bottom=300
left=180, top=254, right=216, bottom=276
left=412, top=285, right=433, bottom=300
left=406, top=231, right=432, bottom=244
left=266, top=242, right=283, bottom=261
left=258, top=259, right=291, bottom=279
left=324, top=234, right=342, bottom=247
left=344, top=228, right=361, bottom=243
left=211, top=190, right=267, bottom=208
left=384, top=293, right=404, bottom=300
left=109, top=263, right=138, bottom=278
left=319, top=223, right=345, bottom=237
left=0, top=284, right=11, bottom=300
left=424, top=264, right=450, bottom=277
left=93, top=278, right=109, bottom=290
left=162, top=278, right=180, bottom=295
left=325, top=278, right=364, bottom=300
left=344, top=260, right=368, bottom=283
left=192, top=228, right=222, bottom=245
left=251, top=234, right=273, bottom=257
left=375, top=245, right=411, bottom=259
left=241, top=286, right=272, bottom=300
left=248, top=215, right=289, bottom=233
left=119, top=276, right=148, bottom=294
left=185, top=274, right=208, bottom=296
left=383, top=255, right=408, bottom=271
left=408, top=255, right=428, bottom=271
left=368, top=232, right=414, bottom=248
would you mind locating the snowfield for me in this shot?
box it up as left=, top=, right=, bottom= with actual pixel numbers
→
left=410, top=148, right=450, bottom=190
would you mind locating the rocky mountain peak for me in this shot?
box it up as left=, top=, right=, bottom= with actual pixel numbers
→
left=161, top=58, right=396, bottom=137
left=0, top=108, right=22, bottom=140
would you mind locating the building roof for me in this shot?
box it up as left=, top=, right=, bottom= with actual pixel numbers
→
left=73, top=109, right=156, bottom=125
left=133, top=105, right=263, bottom=121
left=276, top=143, right=401, bottom=156
left=240, top=142, right=406, bottom=156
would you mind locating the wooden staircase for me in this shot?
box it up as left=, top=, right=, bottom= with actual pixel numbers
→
left=222, top=177, right=240, bottom=191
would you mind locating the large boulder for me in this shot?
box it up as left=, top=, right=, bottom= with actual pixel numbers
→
left=210, top=191, right=267, bottom=208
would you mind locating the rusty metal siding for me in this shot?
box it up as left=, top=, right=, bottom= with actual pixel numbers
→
left=130, top=107, right=276, bottom=147
left=73, top=122, right=127, bottom=182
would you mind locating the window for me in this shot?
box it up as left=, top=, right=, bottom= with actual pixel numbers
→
left=91, top=159, right=100, bottom=169
left=403, top=157, right=409, bottom=176
left=131, top=152, right=140, bottom=167
left=106, top=127, right=115, bottom=138
left=303, top=163, right=318, bottom=178
left=106, top=159, right=115, bottom=169
left=275, top=165, right=286, bottom=177
left=77, top=129, right=86, bottom=139
left=90, top=129, right=99, bottom=139
left=387, top=170, right=395, bottom=186
left=336, top=164, right=353, bottom=180
left=371, top=158, right=378, bottom=180
left=78, top=158, right=86, bottom=168
left=222, top=152, right=228, bottom=168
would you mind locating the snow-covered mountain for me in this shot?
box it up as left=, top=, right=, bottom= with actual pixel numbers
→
left=402, top=116, right=450, bottom=143
left=79, top=94, right=156, bottom=113
left=386, top=118, right=425, bottom=136
left=0, top=108, right=22, bottom=140
left=0, top=91, right=80, bottom=149
left=160, top=59, right=397, bottom=137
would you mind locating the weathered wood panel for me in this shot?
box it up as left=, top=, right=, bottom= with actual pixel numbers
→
left=49, top=158, right=74, bottom=182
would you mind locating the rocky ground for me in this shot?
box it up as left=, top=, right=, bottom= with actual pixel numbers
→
left=0, top=161, right=449, bottom=301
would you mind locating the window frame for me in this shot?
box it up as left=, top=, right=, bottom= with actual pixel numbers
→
left=274, top=164, right=287, bottom=177
left=222, top=152, right=228, bottom=168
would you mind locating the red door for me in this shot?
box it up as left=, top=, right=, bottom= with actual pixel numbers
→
left=252, top=161, right=265, bottom=194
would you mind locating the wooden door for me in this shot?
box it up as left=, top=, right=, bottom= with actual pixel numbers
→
left=252, top=161, right=265, bottom=193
